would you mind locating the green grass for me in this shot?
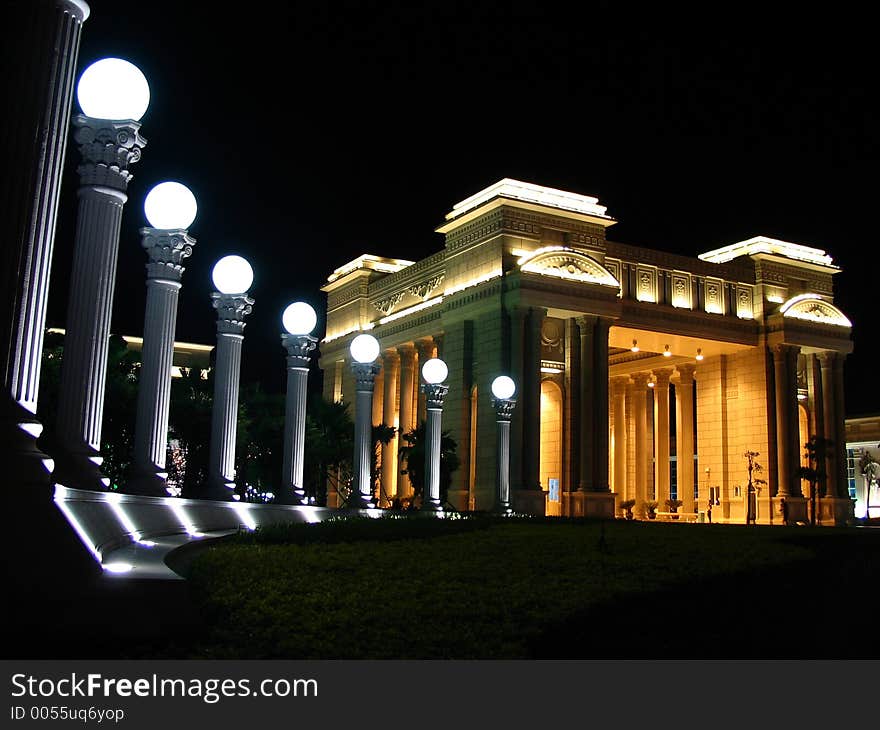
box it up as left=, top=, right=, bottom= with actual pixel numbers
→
left=184, top=517, right=880, bottom=659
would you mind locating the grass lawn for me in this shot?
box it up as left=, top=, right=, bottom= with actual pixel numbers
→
left=181, top=516, right=880, bottom=659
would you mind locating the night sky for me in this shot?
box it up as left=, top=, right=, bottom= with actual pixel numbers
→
left=47, top=1, right=879, bottom=413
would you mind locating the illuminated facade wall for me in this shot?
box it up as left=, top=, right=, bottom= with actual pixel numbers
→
left=319, top=179, right=855, bottom=525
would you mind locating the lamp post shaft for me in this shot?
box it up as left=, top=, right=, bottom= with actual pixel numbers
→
left=350, top=362, right=380, bottom=508
left=493, top=397, right=516, bottom=513
left=280, top=334, right=317, bottom=504
left=129, top=229, right=194, bottom=495
left=421, top=383, right=449, bottom=511
left=206, top=293, right=253, bottom=499
left=54, top=116, right=145, bottom=489
left=2, top=1, right=89, bottom=484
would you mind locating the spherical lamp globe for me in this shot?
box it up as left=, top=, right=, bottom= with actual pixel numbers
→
left=211, top=255, right=253, bottom=295
left=144, top=182, right=197, bottom=230
left=491, top=375, right=516, bottom=400
left=282, top=302, right=317, bottom=336
left=422, top=358, right=448, bottom=384
left=76, top=58, right=150, bottom=121
left=350, top=334, right=380, bottom=364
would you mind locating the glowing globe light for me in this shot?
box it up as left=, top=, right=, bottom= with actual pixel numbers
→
left=282, top=302, right=317, bottom=335
left=350, top=334, right=380, bottom=364
left=76, top=58, right=150, bottom=121
left=212, top=255, right=253, bottom=294
left=422, top=358, right=448, bottom=385
left=143, top=182, right=197, bottom=230
left=491, top=375, right=516, bottom=400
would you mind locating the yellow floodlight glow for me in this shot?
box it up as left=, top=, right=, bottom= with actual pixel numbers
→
left=444, top=270, right=503, bottom=296
left=663, top=345, right=672, bottom=357
left=698, top=236, right=835, bottom=267
left=447, top=179, right=610, bottom=221
left=779, top=293, right=852, bottom=327
left=378, top=296, right=443, bottom=325
left=631, top=340, right=639, bottom=353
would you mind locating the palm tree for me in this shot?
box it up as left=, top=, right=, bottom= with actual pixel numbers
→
left=398, top=421, right=461, bottom=509
left=798, top=435, right=833, bottom=526
left=303, top=395, right=354, bottom=506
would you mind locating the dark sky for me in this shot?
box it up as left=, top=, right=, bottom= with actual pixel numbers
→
left=48, top=1, right=878, bottom=412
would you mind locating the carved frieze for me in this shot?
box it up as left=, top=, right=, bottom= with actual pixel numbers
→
left=635, top=265, right=657, bottom=303
left=407, top=274, right=444, bottom=300
left=373, top=291, right=405, bottom=315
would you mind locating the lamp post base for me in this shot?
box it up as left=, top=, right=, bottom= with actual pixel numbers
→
left=274, top=486, right=305, bottom=506
left=124, top=468, right=170, bottom=497
left=201, top=479, right=236, bottom=502
left=51, top=449, right=110, bottom=491
left=346, top=493, right=376, bottom=510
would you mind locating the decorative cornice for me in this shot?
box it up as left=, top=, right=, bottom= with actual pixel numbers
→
left=72, top=115, right=146, bottom=191
left=374, top=291, right=405, bottom=315
left=408, top=274, right=445, bottom=300
left=140, top=228, right=195, bottom=282
left=212, top=292, right=254, bottom=335
left=282, top=333, right=318, bottom=368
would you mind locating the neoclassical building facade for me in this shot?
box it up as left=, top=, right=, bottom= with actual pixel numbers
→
left=319, top=179, right=854, bottom=525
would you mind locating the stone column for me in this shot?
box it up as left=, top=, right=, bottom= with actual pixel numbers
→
left=278, top=333, right=318, bottom=504
left=676, top=363, right=697, bottom=514
left=653, top=368, right=674, bottom=507
left=611, top=376, right=628, bottom=498
left=523, top=307, right=546, bottom=491
left=2, top=0, right=89, bottom=484
left=128, top=229, right=194, bottom=496
left=415, top=338, right=435, bottom=427
left=421, top=382, right=449, bottom=511
left=380, top=350, right=399, bottom=506
left=773, top=344, right=796, bottom=497
left=205, top=293, right=253, bottom=500
left=625, top=379, right=636, bottom=502
left=508, top=307, right=527, bottom=491
left=53, top=115, right=146, bottom=490
left=631, top=372, right=651, bottom=507
left=492, top=396, right=516, bottom=513
left=577, top=315, right=596, bottom=491
left=350, top=361, right=381, bottom=508
left=397, top=345, right=416, bottom=500
left=593, top=318, right=611, bottom=492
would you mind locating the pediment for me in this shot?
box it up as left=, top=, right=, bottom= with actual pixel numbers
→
left=780, top=294, right=851, bottom=328
left=519, top=247, right=620, bottom=289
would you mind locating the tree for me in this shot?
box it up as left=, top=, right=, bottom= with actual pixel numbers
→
left=798, top=435, right=833, bottom=526
left=743, top=450, right=767, bottom=525
left=168, top=365, right=213, bottom=498
left=303, top=395, right=354, bottom=506
left=234, top=381, right=285, bottom=499
left=398, top=421, right=461, bottom=509
left=858, top=447, right=879, bottom=518
left=372, top=423, right=397, bottom=506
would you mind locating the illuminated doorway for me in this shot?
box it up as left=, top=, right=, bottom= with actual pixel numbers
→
left=540, top=380, right=563, bottom=516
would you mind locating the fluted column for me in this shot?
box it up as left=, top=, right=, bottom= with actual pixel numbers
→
left=2, top=0, right=89, bottom=484
left=397, top=345, right=416, bottom=500
left=772, top=344, right=798, bottom=497
left=493, top=396, right=516, bottom=513
left=421, top=382, right=449, bottom=511
left=278, top=334, right=318, bottom=504
left=631, top=372, right=651, bottom=506
left=523, top=307, right=545, bottom=491
left=625, top=379, right=636, bottom=502
left=351, top=361, right=381, bottom=508
left=128, top=229, right=194, bottom=496
left=593, top=318, right=611, bottom=492
left=676, top=363, right=697, bottom=513
left=577, top=315, right=596, bottom=491
left=53, top=115, right=146, bottom=490
left=380, top=350, right=399, bottom=506
left=653, top=368, right=673, bottom=507
left=611, top=376, right=628, bottom=497
left=415, top=338, right=435, bottom=426
left=205, top=293, right=253, bottom=499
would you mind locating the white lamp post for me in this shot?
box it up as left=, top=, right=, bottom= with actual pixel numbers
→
left=491, top=375, right=517, bottom=514
left=127, top=182, right=197, bottom=496
left=205, top=255, right=254, bottom=500
left=278, top=302, right=318, bottom=505
left=54, top=57, right=148, bottom=490
left=420, top=358, right=449, bottom=512
left=2, top=1, right=89, bottom=485
left=349, top=333, right=381, bottom=509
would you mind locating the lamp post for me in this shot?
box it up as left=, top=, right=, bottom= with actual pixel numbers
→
left=349, top=334, right=381, bottom=509
left=420, top=358, right=449, bottom=512
left=2, top=1, right=90, bottom=485
left=278, top=302, right=318, bottom=505
left=54, top=58, right=149, bottom=490
left=128, top=182, right=197, bottom=496
left=205, top=255, right=254, bottom=501
left=491, top=375, right=517, bottom=514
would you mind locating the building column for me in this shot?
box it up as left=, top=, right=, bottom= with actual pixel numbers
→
left=397, top=345, right=416, bottom=500
left=676, top=363, right=697, bottom=514
left=773, top=344, right=798, bottom=497
left=508, top=307, right=527, bottom=491
left=415, top=338, right=436, bottom=427
left=631, top=372, right=651, bottom=507
left=611, top=376, right=628, bottom=497
left=593, top=318, right=611, bottom=492
left=2, top=0, right=89, bottom=485
left=577, top=315, right=596, bottom=491
left=521, top=307, right=545, bottom=491
left=625, top=378, right=636, bottom=502
left=380, top=350, right=399, bottom=506
left=653, top=368, right=674, bottom=507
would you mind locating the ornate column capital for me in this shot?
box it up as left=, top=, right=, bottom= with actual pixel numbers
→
left=140, top=228, right=195, bottom=283
left=631, top=371, right=651, bottom=389
left=352, top=361, right=381, bottom=391
left=421, top=383, right=449, bottom=409
left=397, top=343, right=416, bottom=366
left=610, top=375, right=630, bottom=395
left=676, top=362, right=697, bottom=383
left=72, top=115, right=146, bottom=191
left=282, top=333, right=318, bottom=369
left=212, top=292, right=254, bottom=335
left=382, top=349, right=400, bottom=368
left=652, top=368, right=674, bottom=387
left=415, top=337, right=436, bottom=360
left=492, top=397, right=517, bottom=422
left=575, top=314, right=597, bottom=333
left=816, top=350, right=836, bottom=368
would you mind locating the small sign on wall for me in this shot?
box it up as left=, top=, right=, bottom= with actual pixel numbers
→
left=549, top=478, right=560, bottom=502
